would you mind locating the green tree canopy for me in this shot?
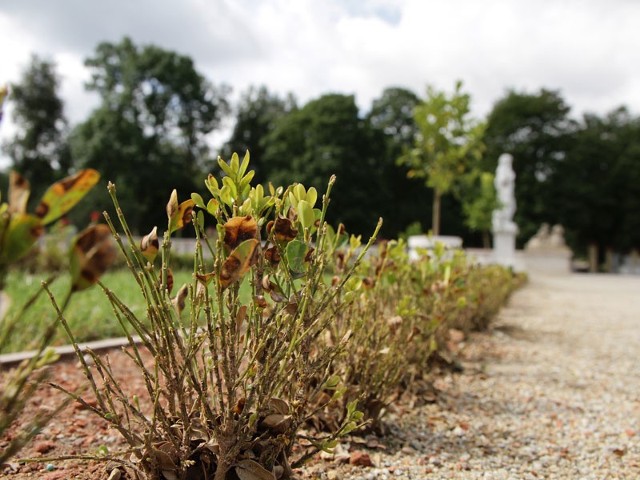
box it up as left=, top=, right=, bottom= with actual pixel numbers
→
left=71, top=37, right=230, bottom=232
left=262, top=93, right=384, bottom=235
left=366, top=87, right=431, bottom=236
left=398, top=81, right=485, bottom=236
left=555, top=107, right=640, bottom=256
left=221, top=85, right=296, bottom=183
left=2, top=55, right=71, bottom=204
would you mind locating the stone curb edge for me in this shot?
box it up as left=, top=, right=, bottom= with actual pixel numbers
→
left=0, top=335, right=142, bottom=367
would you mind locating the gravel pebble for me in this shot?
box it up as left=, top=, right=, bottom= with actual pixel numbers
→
left=306, top=273, right=640, bottom=479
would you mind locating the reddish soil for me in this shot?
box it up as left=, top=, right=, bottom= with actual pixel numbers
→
left=1, top=347, right=153, bottom=479
left=1, top=330, right=484, bottom=480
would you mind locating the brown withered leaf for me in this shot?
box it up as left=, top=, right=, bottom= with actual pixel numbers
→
left=8, top=171, right=30, bottom=215
left=235, top=459, right=275, bottom=480
left=140, top=226, right=159, bottom=263
left=387, top=315, right=403, bottom=334
left=362, top=277, right=375, bottom=289
left=269, top=290, right=286, bottom=303
left=271, top=216, right=298, bottom=243
left=267, top=397, right=289, bottom=415
left=260, top=414, right=291, bottom=433
left=196, top=272, right=215, bottom=285
left=254, top=295, right=268, bottom=309
left=164, top=268, right=175, bottom=295
left=151, top=441, right=178, bottom=471
left=304, top=247, right=315, bottom=262
left=166, top=189, right=179, bottom=219
left=264, top=246, right=281, bottom=265
left=168, top=198, right=195, bottom=234
left=236, top=305, right=247, bottom=332
left=224, top=215, right=258, bottom=250
left=172, top=284, right=189, bottom=315
left=219, top=238, right=260, bottom=289
left=284, top=301, right=298, bottom=316
left=70, top=224, right=118, bottom=292
left=233, top=397, right=246, bottom=415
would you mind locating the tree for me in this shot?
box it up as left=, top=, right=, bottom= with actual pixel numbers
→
left=71, top=37, right=230, bottom=232
left=221, top=85, right=296, bottom=183
left=262, top=94, right=383, bottom=235
left=554, top=108, right=640, bottom=269
left=459, top=172, right=499, bottom=248
left=398, top=81, right=485, bottom=236
left=366, top=87, right=430, bottom=236
left=484, top=89, right=574, bottom=244
left=2, top=55, right=71, bottom=204
left=368, top=87, right=419, bottom=150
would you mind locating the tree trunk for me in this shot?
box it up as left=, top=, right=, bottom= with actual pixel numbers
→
left=482, top=231, right=491, bottom=249
left=605, top=247, right=614, bottom=273
left=588, top=243, right=598, bottom=273
left=432, top=189, right=441, bottom=237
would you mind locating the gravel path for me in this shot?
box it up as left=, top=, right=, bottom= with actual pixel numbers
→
left=315, top=273, right=640, bottom=480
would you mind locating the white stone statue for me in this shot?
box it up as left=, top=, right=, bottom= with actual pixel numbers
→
left=525, top=223, right=569, bottom=251
left=525, top=223, right=550, bottom=250
left=492, top=153, right=519, bottom=269
left=548, top=224, right=567, bottom=249
left=492, top=153, right=517, bottom=233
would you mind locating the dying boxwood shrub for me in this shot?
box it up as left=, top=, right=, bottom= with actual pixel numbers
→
left=49, top=152, right=381, bottom=480
left=316, top=239, right=524, bottom=431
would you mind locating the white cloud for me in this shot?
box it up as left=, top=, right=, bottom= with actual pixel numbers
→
left=2, top=0, right=640, bottom=169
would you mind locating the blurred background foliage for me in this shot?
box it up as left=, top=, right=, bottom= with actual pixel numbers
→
left=3, top=36, right=640, bottom=261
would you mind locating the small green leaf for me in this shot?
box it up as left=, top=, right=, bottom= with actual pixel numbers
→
left=321, top=374, right=341, bottom=390
left=239, top=150, right=251, bottom=177
left=218, top=157, right=234, bottom=177
left=341, top=421, right=358, bottom=435
left=298, top=200, right=315, bottom=229
left=191, top=192, right=206, bottom=208
left=205, top=174, right=219, bottom=195
left=286, top=240, right=307, bottom=275
left=306, top=186, right=318, bottom=208
left=230, top=152, right=240, bottom=174
left=220, top=185, right=234, bottom=206
left=206, top=198, right=219, bottom=215
left=321, top=439, right=339, bottom=453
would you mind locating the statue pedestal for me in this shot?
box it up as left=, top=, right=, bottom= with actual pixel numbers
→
left=492, top=227, right=517, bottom=269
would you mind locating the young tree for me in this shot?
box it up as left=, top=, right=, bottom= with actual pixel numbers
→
left=71, top=37, right=230, bottom=232
left=398, top=81, right=485, bottom=236
left=459, top=172, right=498, bottom=248
left=2, top=55, right=71, bottom=204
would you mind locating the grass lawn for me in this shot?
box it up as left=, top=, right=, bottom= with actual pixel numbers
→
left=2, top=268, right=195, bottom=353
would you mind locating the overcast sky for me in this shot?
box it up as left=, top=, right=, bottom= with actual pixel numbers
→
left=1, top=0, right=639, bottom=163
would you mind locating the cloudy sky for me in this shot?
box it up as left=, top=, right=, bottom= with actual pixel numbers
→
left=1, top=0, right=639, bottom=161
